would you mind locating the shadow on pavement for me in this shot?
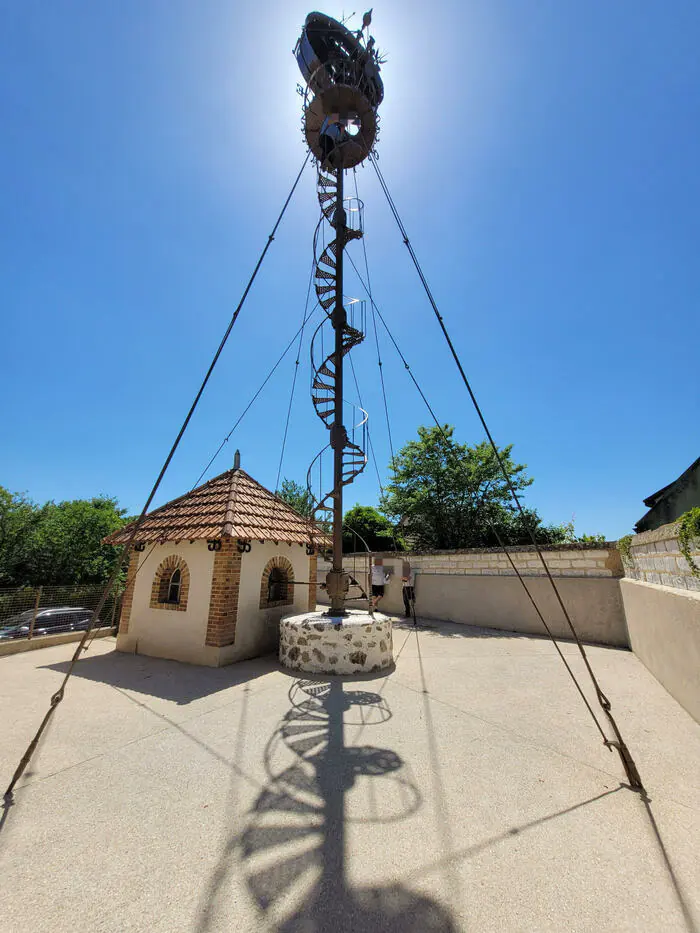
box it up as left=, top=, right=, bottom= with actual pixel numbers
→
left=42, top=649, right=275, bottom=704
left=392, top=617, right=534, bottom=639
left=0, top=794, right=14, bottom=841
left=641, top=797, right=699, bottom=933
left=391, top=616, right=630, bottom=652
left=195, top=676, right=457, bottom=932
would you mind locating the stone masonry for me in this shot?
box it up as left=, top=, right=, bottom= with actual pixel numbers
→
left=622, top=521, right=700, bottom=593
left=318, top=543, right=623, bottom=580
left=205, top=538, right=242, bottom=647
left=279, top=610, right=393, bottom=675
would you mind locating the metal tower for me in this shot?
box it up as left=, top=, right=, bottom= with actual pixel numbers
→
left=295, top=12, right=384, bottom=613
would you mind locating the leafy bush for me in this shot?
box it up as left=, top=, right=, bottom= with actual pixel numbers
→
left=678, top=508, right=700, bottom=577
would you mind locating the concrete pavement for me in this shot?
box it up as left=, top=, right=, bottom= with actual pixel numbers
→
left=1, top=618, right=698, bottom=932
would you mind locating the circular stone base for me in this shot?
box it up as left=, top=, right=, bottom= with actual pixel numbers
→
left=279, top=609, right=393, bottom=675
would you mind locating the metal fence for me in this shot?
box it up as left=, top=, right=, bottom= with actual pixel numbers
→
left=0, top=584, right=121, bottom=644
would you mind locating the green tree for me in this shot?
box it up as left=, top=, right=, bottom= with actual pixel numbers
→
left=380, top=425, right=557, bottom=549
left=0, top=488, right=43, bottom=586
left=342, top=504, right=402, bottom=553
left=30, top=497, right=129, bottom=585
left=0, top=487, right=129, bottom=586
left=544, top=518, right=606, bottom=545
left=277, top=478, right=314, bottom=518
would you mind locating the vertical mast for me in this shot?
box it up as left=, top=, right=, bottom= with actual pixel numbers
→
left=329, top=168, right=347, bottom=613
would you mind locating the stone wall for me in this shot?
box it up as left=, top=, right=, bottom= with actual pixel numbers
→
left=317, top=543, right=628, bottom=646
left=279, top=611, right=393, bottom=675
left=318, top=543, right=622, bottom=581
left=621, top=522, right=700, bottom=592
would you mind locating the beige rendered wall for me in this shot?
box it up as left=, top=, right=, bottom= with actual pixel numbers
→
left=219, top=542, right=310, bottom=665
left=403, top=573, right=627, bottom=645
left=317, top=545, right=627, bottom=646
left=621, top=579, right=700, bottom=723
left=619, top=522, right=700, bottom=723
left=116, top=541, right=217, bottom=665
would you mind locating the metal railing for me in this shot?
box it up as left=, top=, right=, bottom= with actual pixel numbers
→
left=0, top=584, right=121, bottom=644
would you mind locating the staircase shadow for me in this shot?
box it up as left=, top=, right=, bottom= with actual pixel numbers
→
left=195, top=676, right=457, bottom=932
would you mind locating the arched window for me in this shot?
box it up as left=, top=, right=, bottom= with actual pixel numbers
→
left=167, top=568, right=181, bottom=604
left=151, top=555, right=190, bottom=612
left=260, top=556, right=295, bottom=609
left=267, top=567, right=286, bottom=603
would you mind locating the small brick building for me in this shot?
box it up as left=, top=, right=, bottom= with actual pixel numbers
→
left=106, top=467, right=320, bottom=667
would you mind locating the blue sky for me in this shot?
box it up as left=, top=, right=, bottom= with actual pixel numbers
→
left=1, top=0, right=698, bottom=539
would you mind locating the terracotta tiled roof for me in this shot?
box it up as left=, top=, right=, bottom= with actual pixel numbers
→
left=105, top=469, right=328, bottom=546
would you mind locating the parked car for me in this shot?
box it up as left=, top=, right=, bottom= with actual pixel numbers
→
left=0, top=607, right=100, bottom=641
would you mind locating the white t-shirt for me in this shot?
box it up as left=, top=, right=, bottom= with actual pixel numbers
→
left=371, top=565, right=386, bottom=586
left=402, top=569, right=415, bottom=587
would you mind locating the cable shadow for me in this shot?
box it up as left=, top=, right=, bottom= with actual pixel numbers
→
left=195, top=675, right=457, bottom=933
left=640, top=797, right=699, bottom=933
left=412, top=626, right=463, bottom=912
left=108, top=681, right=262, bottom=791
left=2, top=699, right=58, bottom=805
left=402, top=787, right=699, bottom=933
left=406, top=785, right=625, bottom=881
left=411, top=620, right=698, bottom=932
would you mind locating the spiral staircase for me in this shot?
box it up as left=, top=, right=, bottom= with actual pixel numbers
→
left=307, top=166, right=368, bottom=543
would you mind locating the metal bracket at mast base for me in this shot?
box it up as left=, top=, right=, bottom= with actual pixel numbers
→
left=605, top=740, right=646, bottom=795
left=325, top=569, right=350, bottom=614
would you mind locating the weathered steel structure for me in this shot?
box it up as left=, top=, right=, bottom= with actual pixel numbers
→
left=295, top=12, right=384, bottom=613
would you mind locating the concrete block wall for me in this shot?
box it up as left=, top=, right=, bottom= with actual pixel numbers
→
left=318, top=544, right=622, bottom=580
left=317, top=544, right=628, bottom=646
left=621, top=522, right=700, bottom=592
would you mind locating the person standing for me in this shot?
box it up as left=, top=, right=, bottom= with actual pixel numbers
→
left=370, top=558, right=388, bottom=611
left=319, top=114, right=344, bottom=166
left=402, top=561, right=416, bottom=619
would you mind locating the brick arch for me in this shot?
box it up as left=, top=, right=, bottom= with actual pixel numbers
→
left=260, top=555, right=295, bottom=609
left=150, top=554, right=190, bottom=612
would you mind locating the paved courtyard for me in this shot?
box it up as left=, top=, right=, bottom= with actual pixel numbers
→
left=1, top=618, right=699, bottom=933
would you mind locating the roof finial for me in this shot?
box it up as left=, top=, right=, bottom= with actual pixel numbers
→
left=233, top=449, right=241, bottom=471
